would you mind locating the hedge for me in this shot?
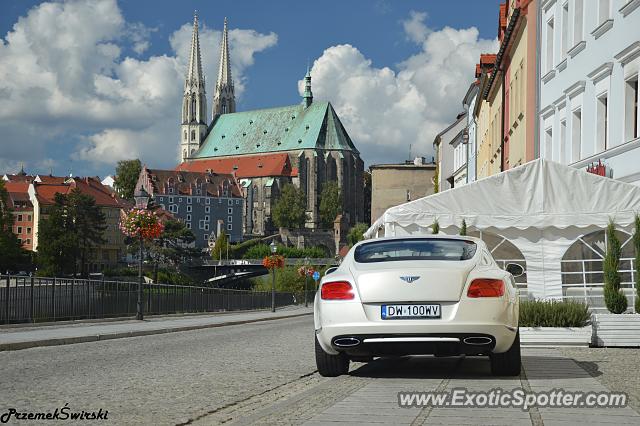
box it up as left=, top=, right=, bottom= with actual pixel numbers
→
left=519, top=299, right=590, bottom=327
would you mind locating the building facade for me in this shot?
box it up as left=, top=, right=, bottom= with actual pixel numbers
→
left=4, top=181, right=34, bottom=251
left=463, top=82, right=480, bottom=183
left=369, top=159, right=436, bottom=224
left=539, top=0, right=640, bottom=185
left=434, top=114, right=467, bottom=191
left=136, top=168, right=244, bottom=247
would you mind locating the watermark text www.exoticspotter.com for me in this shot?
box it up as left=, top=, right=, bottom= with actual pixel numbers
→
left=398, top=388, right=628, bottom=411
left=1, top=403, right=109, bottom=423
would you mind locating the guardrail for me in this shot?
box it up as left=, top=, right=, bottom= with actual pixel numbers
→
left=0, top=275, right=295, bottom=325
left=200, top=258, right=338, bottom=266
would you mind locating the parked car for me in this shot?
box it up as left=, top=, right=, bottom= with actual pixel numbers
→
left=314, top=235, right=523, bottom=377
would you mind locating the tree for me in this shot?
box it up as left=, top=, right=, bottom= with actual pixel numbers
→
left=433, top=163, right=439, bottom=193
left=272, top=184, right=307, bottom=229
left=635, top=215, right=640, bottom=314
left=147, top=219, right=197, bottom=281
left=0, top=181, right=28, bottom=273
left=603, top=221, right=627, bottom=314
left=319, top=181, right=342, bottom=228
left=432, top=219, right=440, bottom=235
left=347, top=223, right=369, bottom=246
left=37, top=191, right=106, bottom=277
left=460, top=219, right=467, bottom=236
left=211, top=230, right=229, bottom=261
left=114, top=159, right=142, bottom=200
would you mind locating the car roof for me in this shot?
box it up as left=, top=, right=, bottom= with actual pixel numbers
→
left=360, top=234, right=482, bottom=245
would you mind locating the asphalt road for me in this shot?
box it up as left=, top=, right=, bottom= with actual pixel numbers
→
left=1, top=316, right=639, bottom=425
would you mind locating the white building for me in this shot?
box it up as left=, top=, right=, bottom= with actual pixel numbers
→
left=463, top=82, right=480, bottom=183
left=539, top=0, right=640, bottom=185
left=434, top=113, right=467, bottom=191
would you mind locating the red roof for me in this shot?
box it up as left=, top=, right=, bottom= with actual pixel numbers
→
left=34, top=177, right=125, bottom=208
left=4, top=182, right=32, bottom=210
left=176, top=153, right=293, bottom=178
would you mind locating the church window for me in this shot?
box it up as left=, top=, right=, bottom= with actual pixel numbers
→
left=222, top=102, right=227, bottom=114
left=191, top=130, right=196, bottom=141
left=191, top=98, right=196, bottom=120
left=183, top=131, right=187, bottom=141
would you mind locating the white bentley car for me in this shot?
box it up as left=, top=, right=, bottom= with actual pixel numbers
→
left=314, top=236, right=522, bottom=377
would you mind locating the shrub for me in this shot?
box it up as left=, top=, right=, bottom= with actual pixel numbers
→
left=243, top=244, right=327, bottom=259
left=459, top=219, right=467, bottom=236
left=432, top=219, right=440, bottom=235
left=228, top=238, right=263, bottom=258
left=603, top=221, right=627, bottom=314
left=519, top=299, right=590, bottom=327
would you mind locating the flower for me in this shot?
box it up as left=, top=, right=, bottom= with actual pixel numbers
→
left=120, top=208, right=164, bottom=240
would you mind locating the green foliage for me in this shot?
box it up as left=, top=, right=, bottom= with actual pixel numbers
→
left=635, top=215, right=640, bottom=314
left=243, top=244, right=327, bottom=259
left=319, top=181, right=342, bottom=228
left=603, top=221, right=628, bottom=314
left=519, top=299, right=591, bottom=327
left=347, top=223, right=369, bottom=246
left=0, top=180, right=29, bottom=273
left=145, top=268, right=194, bottom=286
left=114, top=159, right=142, bottom=200
left=37, top=190, right=106, bottom=277
left=459, top=219, right=467, bottom=236
left=103, top=267, right=138, bottom=277
left=431, top=218, right=440, bottom=235
left=147, top=219, right=198, bottom=266
left=210, top=230, right=229, bottom=261
left=252, top=263, right=332, bottom=301
left=272, top=184, right=307, bottom=229
left=228, top=238, right=264, bottom=258
left=433, top=163, right=439, bottom=193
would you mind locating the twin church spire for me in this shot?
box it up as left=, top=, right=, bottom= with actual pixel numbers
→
left=181, top=13, right=236, bottom=161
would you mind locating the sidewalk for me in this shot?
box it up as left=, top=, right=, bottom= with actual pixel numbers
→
left=0, top=306, right=313, bottom=351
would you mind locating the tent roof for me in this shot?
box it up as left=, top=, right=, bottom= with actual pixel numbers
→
left=366, top=159, right=640, bottom=237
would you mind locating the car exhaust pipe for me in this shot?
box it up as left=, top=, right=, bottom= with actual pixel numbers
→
left=463, top=336, right=493, bottom=346
left=333, top=337, right=361, bottom=347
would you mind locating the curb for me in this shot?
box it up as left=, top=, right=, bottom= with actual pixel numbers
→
left=0, top=311, right=312, bottom=352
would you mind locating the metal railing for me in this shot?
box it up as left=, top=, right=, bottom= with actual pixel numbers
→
left=0, top=275, right=295, bottom=325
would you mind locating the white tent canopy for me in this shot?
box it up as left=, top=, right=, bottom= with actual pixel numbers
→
left=365, top=159, right=640, bottom=300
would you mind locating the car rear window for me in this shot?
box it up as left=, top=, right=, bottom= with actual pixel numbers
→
left=354, top=239, right=477, bottom=263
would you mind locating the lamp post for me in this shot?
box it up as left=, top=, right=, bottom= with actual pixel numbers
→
left=304, top=257, right=310, bottom=308
left=270, top=241, right=277, bottom=312
left=134, top=187, right=150, bottom=321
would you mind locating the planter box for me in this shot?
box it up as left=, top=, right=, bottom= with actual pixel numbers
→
left=592, top=313, right=640, bottom=347
left=520, top=326, right=592, bottom=347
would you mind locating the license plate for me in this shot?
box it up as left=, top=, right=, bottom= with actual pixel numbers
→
left=381, top=304, right=441, bottom=319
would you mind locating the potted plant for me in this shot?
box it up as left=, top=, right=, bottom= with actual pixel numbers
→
left=519, top=300, right=592, bottom=347
left=592, top=219, right=640, bottom=347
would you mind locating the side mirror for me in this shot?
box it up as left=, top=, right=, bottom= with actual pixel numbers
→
left=505, top=263, right=525, bottom=277
left=324, top=266, right=338, bottom=276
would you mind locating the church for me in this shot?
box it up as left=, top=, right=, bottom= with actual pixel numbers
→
left=176, top=15, right=364, bottom=237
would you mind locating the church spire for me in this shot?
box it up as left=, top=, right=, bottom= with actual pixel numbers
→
left=303, top=65, right=313, bottom=108
left=212, top=17, right=236, bottom=117
left=180, top=11, right=208, bottom=162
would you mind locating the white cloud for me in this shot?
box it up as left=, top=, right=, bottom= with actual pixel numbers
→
left=301, top=16, right=497, bottom=165
left=403, top=11, right=430, bottom=44
left=0, top=0, right=277, bottom=171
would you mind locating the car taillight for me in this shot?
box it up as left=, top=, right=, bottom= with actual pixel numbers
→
left=467, top=279, right=505, bottom=298
left=321, top=281, right=354, bottom=300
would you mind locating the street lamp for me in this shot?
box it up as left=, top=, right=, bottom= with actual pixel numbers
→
left=134, top=187, right=150, bottom=321
left=270, top=241, right=277, bottom=312
left=304, top=257, right=310, bottom=308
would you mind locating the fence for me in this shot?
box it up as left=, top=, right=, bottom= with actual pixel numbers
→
left=0, top=275, right=296, bottom=325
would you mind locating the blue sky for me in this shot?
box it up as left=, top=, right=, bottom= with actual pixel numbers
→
left=0, top=0, right=502, bottom=177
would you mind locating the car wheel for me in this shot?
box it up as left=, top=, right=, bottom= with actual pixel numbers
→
left=315, top=336, right=349, bottom=377
left=490, top=330, right=521, bottom=376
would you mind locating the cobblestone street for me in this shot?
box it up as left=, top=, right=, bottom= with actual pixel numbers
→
left=1, top=315, right=639, bottom=425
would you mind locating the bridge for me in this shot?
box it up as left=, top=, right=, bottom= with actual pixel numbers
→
left=188, top=258, right=338, bottom=287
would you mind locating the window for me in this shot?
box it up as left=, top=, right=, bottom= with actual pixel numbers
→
left=187, top=205, right=192, bottom=213
left=169, top=197, right=174, bottom=203
left=17, top=226, right=22, bottom=234
left=187, top=198, right=192, bottom=204
left=204, top=215, right=210, bottom=222
left=204, top=234, right=209, bottom=241
left=227, top=223, right=233, bottom=231
left=199, top=220, right=205, bottom=229
left=205, top=198, right=210, bottom=205
left=186, top=214, right=191, bottom=221
left=572, top=109, right=582, bottom=162
left=158, top=197, right=163, bottom=202
left=26, top=239, right=31, bottom=245
left=573, top=0, right=583, bottom=44
left=545, top=128, right=553, bottom=160
left=597, top=93, right=608, bottom=150
left=228, top=207, right=233, bottom=214
left=178, top=197, right=182, bottom=202
left=191, top=130, right=196, bottom=141
left=560, top=120, right=567, bottom=164
left=561, top=2, right=569, bottom=59
left=186, top=223, right=191, bottom=229
left=546, top=18, right=555, bottom=73
left=625, top=76, right=639, bottom=141
left=17, top=214, right=22, bottom=222
left=184, top=130, right=187, bottom=141
left=204, top=223, right=209, bottom=231
left=27, top=227, right=31, bottom=234
left=354, top=239, right=477, bottom=263
left=236, top=199, right=240, bottom=205
left=168, top=188, right=174, bottom=194
left=228, top=216, right=233, bottom=223
left=27, top=215, right=31, bottom=221
left=228, top=199, right=233, bottom=206
left=205, top=206, right=210, bottom=213
left=598, top=0, right=610, bottom=24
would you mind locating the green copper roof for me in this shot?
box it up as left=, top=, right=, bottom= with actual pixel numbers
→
left=194, top=101, right=358, bottom=158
